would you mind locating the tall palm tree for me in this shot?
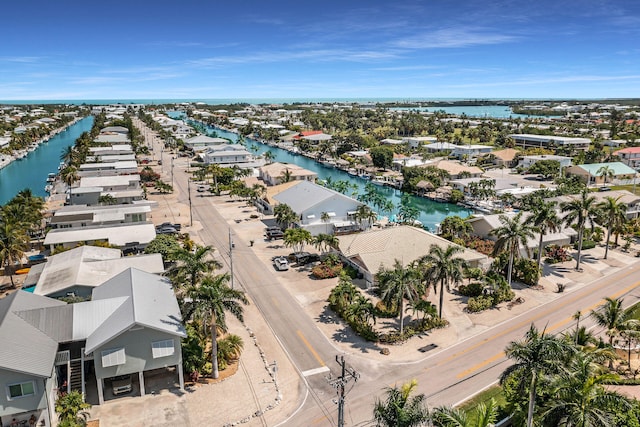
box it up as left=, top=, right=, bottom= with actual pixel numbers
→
left=540, top=352, right=632, bottom=427
left=596, top=196, right=627, bottom=259
left=60, top=165, right=79, bottom=188
left=419, top=244, right=468, bottom=319
left=372, top=380, right=430, bottom=427
left=320, top=211, right=331, bottom=234
left=376, top=260, right=424, bottom=335
left=313, top=233, right=339, bottom=254
left=344, top=294, right=376, bottom=326
left=0, top=221, right=29, bottom=287
left=529, top=201, right=559, bottom=267
left=562, top=189, right=598, bottom=270
left=491, top=212, right=536, bottom=286
left=182, top=273, right=249, bottom=379
left=167, top=245, right=221, bottom=290
left=590, top=297, right=629, bottom=347
left=596, top=165, right=615, bottom=187
left=500, top=324, right=572, bottom=427
left=273, top=203, right=297, bottom=230
left=355, top=204, right=377, bottom=230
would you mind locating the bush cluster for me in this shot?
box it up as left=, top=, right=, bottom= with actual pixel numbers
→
left=311, top=262, right=343, bottom=279
left=574, top=239, right=596, bottom=250
left=378, top=317, right=448, bottom=344
left=544, top=244, right=572, bottom=264
left=458, top=282, right=484, bottom=297
left=463, top=236, right=495, bottom=256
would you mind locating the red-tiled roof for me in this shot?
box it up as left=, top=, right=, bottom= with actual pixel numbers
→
left=614, top=147, right=640, bottom=155
left=293, top=130, right=323, bottom=140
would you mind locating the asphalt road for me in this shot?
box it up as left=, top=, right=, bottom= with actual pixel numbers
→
left=162, top=134, right=640, bottom=427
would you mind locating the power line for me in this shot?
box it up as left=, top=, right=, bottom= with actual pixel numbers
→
left=328, top=355, right=359, bottom=427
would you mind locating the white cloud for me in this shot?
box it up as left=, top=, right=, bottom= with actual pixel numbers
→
left=393, top=27, right=518, bottom=49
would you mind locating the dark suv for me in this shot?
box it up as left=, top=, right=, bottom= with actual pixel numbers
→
left=265, top=226, right=284, bottom=240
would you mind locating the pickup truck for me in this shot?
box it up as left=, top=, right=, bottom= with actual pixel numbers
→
left=112, top=375, right=132, bottom=395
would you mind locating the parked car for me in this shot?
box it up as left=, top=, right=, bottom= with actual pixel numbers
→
left=197, top=186, right=206, bottom=193
left=265, top=226, right=284, bottom=240
left=159, top=222, right=181, bottom=231
left=273, top=256, right=289, bottom=271
left=289, top=252, right=319, bottom=265
left=156, top=225, right=178, bottom=235
left=111, top=375, right=132, bottom=395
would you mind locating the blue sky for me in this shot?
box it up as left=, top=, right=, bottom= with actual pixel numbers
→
left=2, top=0, right=640, bottom=100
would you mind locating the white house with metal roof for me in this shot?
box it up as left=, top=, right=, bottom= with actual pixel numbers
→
left=183, top=135, right=229, bottom=152
left=272, top=180, right=366, bottom=235
left=43, top=223, right=156, bottom=251
left=199, top=144, right=264, bottom=168
left=509, top=134, right=591, bottom=151
left=0, top=268, right=186, bottom=425
left=49, top=202, right=154, bottom=230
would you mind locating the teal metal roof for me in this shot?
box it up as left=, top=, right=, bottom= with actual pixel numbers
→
left=577, top=162, right=637, bottom=176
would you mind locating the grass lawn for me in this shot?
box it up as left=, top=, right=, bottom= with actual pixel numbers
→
left=457, top=384, right=507, bottom=422
left=611, top=184, right=640, bottom=196
left=626, top=301, right=640, bottom=320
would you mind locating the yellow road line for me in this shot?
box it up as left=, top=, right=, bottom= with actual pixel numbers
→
left=312, top=415, right=329, bottom=425
left=454, top=278, right=640, bottom=379
left=297, top=330, right=325, bottom=367
left=271, top=296, right=280, bottom=309
left=457, top=352, right=505, bottom=379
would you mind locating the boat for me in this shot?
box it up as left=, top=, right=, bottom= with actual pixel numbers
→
left=347, top=168, right=358, bottom=176
left=15, top=268, right=30, bottom=275
left=47, top=173, right=56, bottom=183
left=371, top=178, right=387, bottom=186
left=358, top=173, right=371, bottom=180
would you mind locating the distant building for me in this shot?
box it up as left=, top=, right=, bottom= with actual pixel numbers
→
left=519, top=154, right=573, bottom=169
left=564, top=161, right=637, bottom=186
left=510, top=134, right=590, bottom=151
left=258, top=162, right=317, bottom=186
left=183, top=135, right=229, bottom=152
left=614, top=147, right=640, bottom=169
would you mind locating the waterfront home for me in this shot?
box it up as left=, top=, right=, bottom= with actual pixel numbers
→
left=48, top=202, right=154, bottom=230
left=68, top=175, right=143, bottom=205
left=79, top=160, right=138, bottom=176
left=88, top=144, right=134, bottom=156
left=255, top=181, right=301, bottom=215
left=272, top=180, right=365, bottom=235
left=258, top=162, right=317, bottom=186
left=420, top=160, right=484, bottom=180
left=100, top=126, right=128, bottom=134
left=550, top=190, right=640, bottom=219
left=519, top=154, right=573, bottom=169
left=24, top=246, right=163, bottom=298
left=183, top=135, right=229, bottom=152
left=379, top=138, right=403, bottom=146
left=94, top=133, right=131, bottom=144
left=391, top=156, right=428, bottom=171
left=509, top=134, right=591, bottom=151
left=564, top=161, right=637, bottom=186
left=614, top=146, right=640, bottom=169
left=0, top=268, right=186, bottom=425
left=423, top=141, right=459, bottom=153
left=300, top=132, right=332, bottom=144
left=200, top=144, right=264, bottom=168
left=43, top=223, right=156, bottom=251
left=336, top=226, right=488, bottom=288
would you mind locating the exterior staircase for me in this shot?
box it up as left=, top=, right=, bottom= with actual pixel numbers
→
left=69, top=359, right=83, bottom=393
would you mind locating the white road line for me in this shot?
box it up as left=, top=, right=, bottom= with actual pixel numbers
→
left=302, top=366, right=330, bottom=377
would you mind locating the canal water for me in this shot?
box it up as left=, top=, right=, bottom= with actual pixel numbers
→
left=0, top=116, right=94, bottom=205
left=175, top=114, right=472, bottom=231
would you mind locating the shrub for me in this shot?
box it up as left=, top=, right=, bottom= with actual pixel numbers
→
left=311, top=263, right=342, bottom=279
left=544, top=244, right=572, bottom=264
left=574, top=239, right=596, bottom=250
left=458, top=282, right=484, bottom=297
left=513, top=258, right=541, bottom=286
left=467, top=295, right=495, bottom=312
left=463, top=236, right=495, bottom=256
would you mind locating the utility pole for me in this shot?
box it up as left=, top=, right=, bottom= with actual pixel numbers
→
left=229, top=228, right=235, bottom=289
left=329, top=355, right=359, bottom=427
left=188, top=179, right=193, bottom=227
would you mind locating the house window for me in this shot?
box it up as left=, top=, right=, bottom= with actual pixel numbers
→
left=151, top=339, right=175, bottom=358
left=101, top=348, right=126, bottom=367
left=7, top=381, right=35, bottom=399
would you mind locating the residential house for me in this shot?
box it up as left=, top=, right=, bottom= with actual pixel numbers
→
left=422, top=160, right=484, bottom=180
left=519, top=154, right=573, bottom=169
left=272, top=180, right=365, bottom=235
left=43, top=223, right=156, bottom=251
left=258, top=162, right=317, bottom=186
left=48, top=202, right=154, bottom=230
left=88, top=145, right=134, bottom=157
left=550, top=190, right=640, bottom=219
left=485, top=148, right=520, bottom=168
left=509, top=134, right=591, bottom=151
left=68, top=175, right=143, bottom=205
left=402, top=136, right=437, bottom=149
left=337, top=226, right=488, bottom=288
left=0, top=268, right=185, bottom=425
left=183, top=135, right=228, bottom=152
left=200, top=144, right=264, bottom=168
left=379, top=138, right=403, bottom=146
left=25, top=246, right=163, bottom=298
left=451, top=144, right=493, bottom=161
left=99, top=126, right=129, bottom=134
left=94, top=133, right=131, bottom=144
left=78, top=160, right=138, bottom=176
left=614, top=147, right=640, bottom=169
left=564, top=162, right=637, bottom=186
left=423, top=142, right=459, bottom=153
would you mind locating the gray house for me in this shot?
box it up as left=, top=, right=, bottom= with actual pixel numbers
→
left=0, top=268, right=186, bottom=425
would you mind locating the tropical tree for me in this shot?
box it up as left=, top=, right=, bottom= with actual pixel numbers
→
left=376, top=260, right=424, bottom=334
left=264, top=150, right=275, bottom=164
left=540, top=352, right=632, bottom=427
left=420, top=244, right=469, bottom=319
left=55, top=390, right=91, bottom=427
left=432, top=398, right=498, bottom=427
left=283, top=227, right=313, bottom=254
left=439, top=216, right=473, bottom=242
left=373, top=380, right=430, bottom=427
left=500, top=325, right=573, bottom=427
left=328, top=273, right=359, bottom=313
left=491, top=212, right=537, bottom=286
left=562, top=189, right=598, bottom=270
left=596, top=196, right=627, bottom=259
left=60, top=165, right=79, bottom=187
left=320, top=211, right=332, bottom=234
left=355, top=204, right=377, bottom=229
left=274, top=203, right=297, bottom=229
left=0, top=220, right=29, bottom=287
left=344, top=294, right=376, bottom=326
left=529, top=200, right=559, bottom=268
left=181, top=273, right=249, bottom=379
left=590, top=297, right=629, bottom=347
left=406, top=299, right=438, bottom=323
left=167, top=245, right=221, bottom=289
left=313, top=233, right=339, bottom=254
left=596, top=165, right=615, bottom=187
left=279, top=168, right=293, bottom=183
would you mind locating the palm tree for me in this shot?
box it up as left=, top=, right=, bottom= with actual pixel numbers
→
left=406, top=299, right=437, bottom=323
left=0, top=220, right=29, bottom=287
left=372, top=380, right=430, bottom=427
left=279, top=168, right=293, bottom=183
left=60, top=165, right=79, bottom=187
left=328, top=274, right=359, bottom=313
left=432, top=398, right=498, bottom=427
left=590, top=297, right=629, bottom=347
left=320, top=211, right=331, bottom=234
left=182, top=274, right=249, bottom=379
left=491, top=212, right=536, bottom=286
left=500, top=324, right=572, bottom=427
left=420, top=244, right=469, bottom=319
left=596, top=165, right=615, bottom=187
left=344, top=294, right=376, bottom=326
left=263, top=150, right=275, bottom=164
left=273, top=203, right=297, bottom=230
left=283, top=227, right=313, bottom=254
left=355, top=204, right=377, bottom=230
left=376, top=260, right=424, bottom=334
left=562, top=189, right=598, bottom=270
left=167, top=245, right=221, bottom=290
left=313, top=233, right=339, bottom=254
left=540, top=352, right=632, bottom=427
left=529, top=201, right=559, bottom=267
left=596, top=196, right=627, bottom=259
